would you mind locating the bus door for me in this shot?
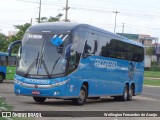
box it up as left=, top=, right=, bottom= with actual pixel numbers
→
left=66, top=30, right=87, bottom=90
left=82, top=32, right=104, bottom=95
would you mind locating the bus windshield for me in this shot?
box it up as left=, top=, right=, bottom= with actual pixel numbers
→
left=17, top=33, right=70, bottom=78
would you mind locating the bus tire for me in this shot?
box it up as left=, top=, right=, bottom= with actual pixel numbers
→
left=128, top=85, right=134, bottom=101
left=33, top=97, right=46, bottom=103
left=114, top=96, right=121, bottom=101
left=0, top=73, right=5, bottom=83
left=72, top=85, right=87, bottom=105
left=120, top=85, right=129, bottom=101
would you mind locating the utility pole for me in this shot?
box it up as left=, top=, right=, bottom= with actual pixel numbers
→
left=64, top=0, right=70, bottom=22
left=30, top=18, right=33, bottom=25
left=38, top=0, right=42, bottom=23
left=122, top=23, right=124, bottom=33
left=113, top=11, right=120, bottom=34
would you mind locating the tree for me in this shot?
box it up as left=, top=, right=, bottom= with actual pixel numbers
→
left=14, top=23, right=31, bottom=40
left=0, top=33, right=7, bottom=41
left=0, top=34, right=8, bottom=52
left=146, top=47, right=155, bottom=56
left=36, top=13, right=63, bottom=23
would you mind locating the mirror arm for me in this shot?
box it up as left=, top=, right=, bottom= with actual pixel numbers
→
left=8, top=40, right=22, bottom=56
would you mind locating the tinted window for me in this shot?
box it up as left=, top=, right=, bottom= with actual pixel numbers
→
left=66, top=30, right=87, bottom=74
left=84, top=33, right=98, bottom=55
left=98, top=35, right=111, bottom=57
left=0, top=56, right=8, bottom=66
left=98, top=38, right=144, bottom=62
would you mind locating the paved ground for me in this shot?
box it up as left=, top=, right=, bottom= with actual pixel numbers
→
left=0, top=80, right=160, bottom=120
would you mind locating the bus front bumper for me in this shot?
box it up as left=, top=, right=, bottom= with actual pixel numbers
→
left=14, top=79, right=78, bottom=98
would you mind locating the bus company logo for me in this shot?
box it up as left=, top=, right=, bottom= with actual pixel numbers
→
left=94, top=59, right=117, bottom=69
left=128, top=62, right=134, bottom=79
left=24, top=79, right=50, bottom=84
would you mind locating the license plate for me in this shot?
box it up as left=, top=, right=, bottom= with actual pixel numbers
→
left=32, top=91, right=40, bottom=95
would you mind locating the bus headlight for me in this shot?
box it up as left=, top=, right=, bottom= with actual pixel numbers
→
left=14, top=79, right=23, bottom=85
left=51, top=79, right=70, bottom=87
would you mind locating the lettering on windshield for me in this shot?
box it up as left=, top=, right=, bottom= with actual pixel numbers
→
left=95, top=59, right=117, bottom=69
left=28, top=34, right=42, bottom=39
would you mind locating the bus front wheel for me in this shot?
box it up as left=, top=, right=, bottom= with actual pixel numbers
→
left=72, top=85, right=87, bottom=105
left=33, top=97, right=46, bottom=103
left=0, top=73, right=5, bottom=83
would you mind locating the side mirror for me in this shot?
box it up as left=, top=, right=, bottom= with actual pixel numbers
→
left=8, top=40, right=21, bottom=56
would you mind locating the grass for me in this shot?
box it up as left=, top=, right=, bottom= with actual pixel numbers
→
left=144, top=71, right=160, bottom=78
left=6, top=66, right=16, bottom=80
left=0, top=97, right=33, bottom=120
left=0, top=97, right=13, bottom=111
left=144, top=79, right=160, bottom=86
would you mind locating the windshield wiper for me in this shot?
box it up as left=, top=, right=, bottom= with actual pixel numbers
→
left=41, top=59, right=51, bottom=79
left=24, top=52, right=40, bottom=77
left=37, top=54, right=51, bottom=79
left=51, top=56, right=61, bottom=75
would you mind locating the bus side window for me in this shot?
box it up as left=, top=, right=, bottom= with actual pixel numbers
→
left=0, top=56, right=8, bottom=66
left=8, top=56, right=17, bottom=66
left=84, top=33, right=98, bottom=55
left=97, top=35, right=111, bottom=57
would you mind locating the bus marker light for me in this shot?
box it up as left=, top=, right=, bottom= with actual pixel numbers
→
left=15, top=88, right=20, bottom=93
left=54, top=92, right=60, bottom=95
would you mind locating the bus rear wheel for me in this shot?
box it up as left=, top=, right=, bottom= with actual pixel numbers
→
left=128, top=85, right=134, bottom=101
left=0, top=73, right=5, bottom=83
left=72, top=85, right=87, bottom=105
left=121, top=85, right=129, bottom=101
left=33, top=97, right=46, bottom=103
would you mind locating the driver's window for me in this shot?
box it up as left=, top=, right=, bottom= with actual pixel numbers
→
left=66, top=30, right=87, bottom=74
left=84, top=32, right=98, bottom=55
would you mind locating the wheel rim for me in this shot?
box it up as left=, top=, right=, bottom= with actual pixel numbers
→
left=129, top=88, right=133, bottom=100
left=124, top=87, right=128, bottom=100
left=79, top=90, right=85, bottom=102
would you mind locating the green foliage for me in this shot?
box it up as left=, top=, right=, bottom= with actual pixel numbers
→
left=146, top=47, right=155, bottom=56
left=145, top=61, right=160, bottom=71
left=36, top=13, right=63, bottom=23
left=0, top=23, right=31, bottom=53
left=0, top=33, right=7, bottom=41
left=14, top=23, right=31, bottom=40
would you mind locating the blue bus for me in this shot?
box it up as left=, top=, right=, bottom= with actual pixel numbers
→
left=0, top=52, right=8, bottom=83
left=8, top=22, right=144, bottom=105
left=0, top=52, right=17, bottom=83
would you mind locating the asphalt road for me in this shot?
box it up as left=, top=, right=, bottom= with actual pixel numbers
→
left=142, top=86, right=160, bottom=100
left=0, top=80, right=160, bottom=120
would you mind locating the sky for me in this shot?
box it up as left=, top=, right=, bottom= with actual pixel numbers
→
left=0, top=0, right=160, bottom=41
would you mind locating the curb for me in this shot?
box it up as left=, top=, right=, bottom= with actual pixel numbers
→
left=144, top=85, right=160, bottom=88
left=144, top=77, right=160, bottom=80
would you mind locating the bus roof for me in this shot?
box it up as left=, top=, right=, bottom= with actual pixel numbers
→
left=27, top=22, right=144, bottom=47
left=0, top=52, right=8, bottom=56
